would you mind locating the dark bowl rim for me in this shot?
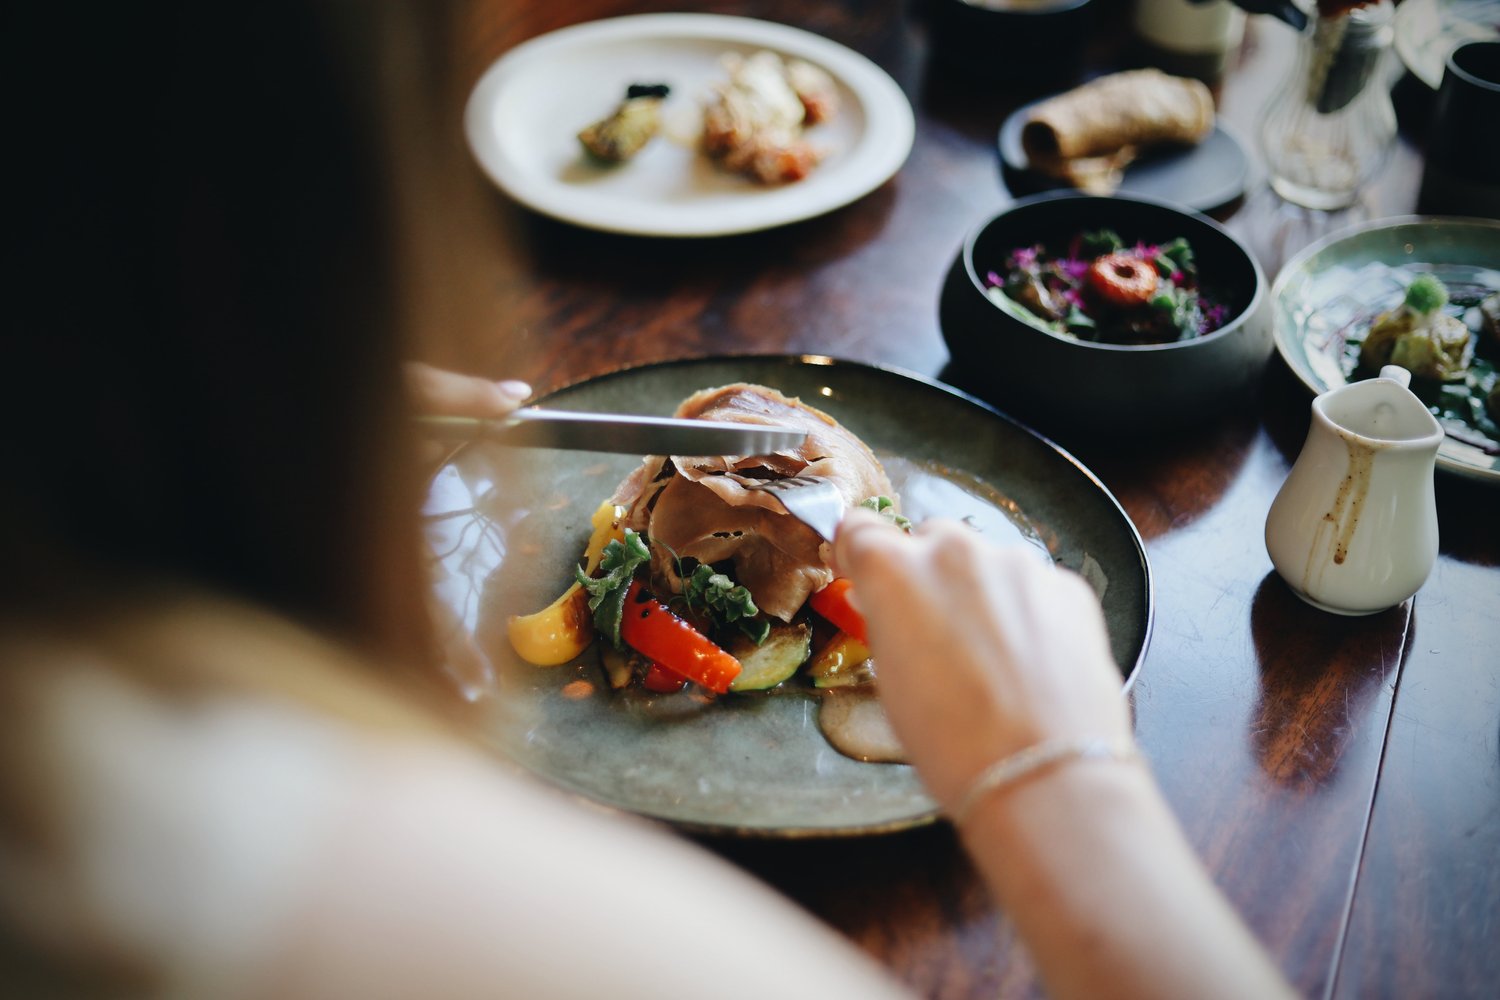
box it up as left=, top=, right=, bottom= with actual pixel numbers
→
left=930, top=0, right=1095, bottom=17
left=955, top=191, right=1267, bottom=355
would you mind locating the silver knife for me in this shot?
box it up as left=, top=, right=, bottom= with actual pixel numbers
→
left=416, top=410, right=807, bottom=456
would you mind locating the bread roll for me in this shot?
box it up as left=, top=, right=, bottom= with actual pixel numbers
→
left=1021, top=68, right=1214, bottom=168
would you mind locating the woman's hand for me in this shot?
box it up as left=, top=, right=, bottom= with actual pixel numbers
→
left=831, top=510, right=1131, bottom=812
left=405, top=362, right=531, bottom=418
left=835, top=511, right=1296, bottom=1000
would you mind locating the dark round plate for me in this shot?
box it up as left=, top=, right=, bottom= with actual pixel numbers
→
left=998, top=99, right=1250, bottom=213
left=423, top=356, right=1152, bottom=836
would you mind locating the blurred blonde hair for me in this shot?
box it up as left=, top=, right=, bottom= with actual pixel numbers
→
left=2, top=6, right=486, bottom=990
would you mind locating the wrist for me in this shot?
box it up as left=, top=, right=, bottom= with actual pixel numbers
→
left=953, top=745, right=1161, bottom=866
left=946, top=735, right=1143, bottom=826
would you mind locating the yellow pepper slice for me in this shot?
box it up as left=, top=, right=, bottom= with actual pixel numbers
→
left=805, top=632, right=873, bottom=688
left=507, top=501, right=625, bottom=666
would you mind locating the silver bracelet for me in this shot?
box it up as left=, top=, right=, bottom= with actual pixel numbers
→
left=949, top=736, right=1142, bottom=826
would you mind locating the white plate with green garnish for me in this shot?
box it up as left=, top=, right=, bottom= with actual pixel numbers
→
left=1271, top=216, right=1500, bottom=484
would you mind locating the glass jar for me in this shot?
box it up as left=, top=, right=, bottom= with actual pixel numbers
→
left=1258, top=0, right=1397, bottom=211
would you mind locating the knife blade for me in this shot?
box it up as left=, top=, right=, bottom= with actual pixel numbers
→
left=416, top=410, right=808, bottom=456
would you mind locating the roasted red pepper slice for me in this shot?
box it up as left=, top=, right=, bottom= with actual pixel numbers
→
left=641, top=662, right=688, bottom=693
left=619, top=581, right=742, bottom=694
left=808, top=578, right=867, bottom=644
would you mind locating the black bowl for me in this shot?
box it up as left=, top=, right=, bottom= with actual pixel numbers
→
left=939, top=192, right=1270, bottom=435
left=924, top=0, right=1096, bottom=86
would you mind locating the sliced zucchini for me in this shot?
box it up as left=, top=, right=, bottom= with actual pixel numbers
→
left=726, top=622, right=812, bottom=692
left=807, top=633, right=875, bottom=689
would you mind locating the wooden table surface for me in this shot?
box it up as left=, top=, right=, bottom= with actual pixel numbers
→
left=420, top=2, right=1500, bottom=996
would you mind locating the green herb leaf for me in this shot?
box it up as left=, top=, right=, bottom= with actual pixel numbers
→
left=1403, top=273, right=1449, bottom=315
left=592, top=579, right=631, bottom=650
left=576, top=529, right=652, bottom=648
left=988, top=286, right=1064, bottom=335
left=682, top=563, right=764, bottom=641
left=860, top=495, right=913, bottom=532
left=1065, top=305, right=1097, bottom=332
left=1080, top=229, right=1124, bottom=256
left=737, top=617, right=771, bottom=644
left=1158, top=238, right=1194, bottom=274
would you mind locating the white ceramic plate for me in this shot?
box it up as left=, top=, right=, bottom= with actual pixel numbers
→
left=463, top=14, right=915, bottom=237
left=1271, top=216, right=1500, bottom=483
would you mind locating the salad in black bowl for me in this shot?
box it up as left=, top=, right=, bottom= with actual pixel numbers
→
left=940, top=193, right=1268, bottom=435
left=987, top=228, right=1234, bottom=345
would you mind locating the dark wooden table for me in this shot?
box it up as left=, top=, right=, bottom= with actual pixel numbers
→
left=419, top=2, right=1500, bottom=996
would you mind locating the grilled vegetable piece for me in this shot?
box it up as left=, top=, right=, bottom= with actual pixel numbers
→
left=642, top=662, right=688, bottom=693
left=578, top=84, right=670, bottom=163
left=599, top=644, right=643, bottom=690
left=806, top=632, right=874, bottom=689
left=619, top=581, right=742, bottom=694
left=1389, top=313, right=1473, bottom=381
left=1361, top=275, right=1472, bottom=381
left=508, top=502, right=627, bottom=665
left=808, top=578, right=867, bottom=644
left=726, top=622, right=811, bottom=692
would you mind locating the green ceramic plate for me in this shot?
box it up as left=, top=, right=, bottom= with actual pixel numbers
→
left=1271, top=216, right=1500, bottom=484
left=423, top=356, right=1151, bottom=836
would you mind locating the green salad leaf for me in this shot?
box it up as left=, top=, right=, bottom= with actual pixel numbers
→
left=986, top=285, right=1061, bottom=335
left=1154, top=237, right=1194, bottom=277
left=860, top=495, right=913, bottom=532
left=682, top=563, right=768, bottom=644
left=1080, top=229, right=1124, bottom=256
left=576, top=529, right=651, bottom=649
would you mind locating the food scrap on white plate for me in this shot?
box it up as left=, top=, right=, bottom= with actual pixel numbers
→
left=699, top=50, right=841, bottom=183
left=577, top=83, right=671, bottom=162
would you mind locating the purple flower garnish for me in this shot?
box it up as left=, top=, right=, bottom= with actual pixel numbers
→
left=1200, top=303, right=1231, bottom=333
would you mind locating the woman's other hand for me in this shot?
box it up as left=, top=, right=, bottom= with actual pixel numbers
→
left=831, top=510, right=1131, bottom=812
left=405, top=362, right=531, bottom=418
left=835, top=511, right=1294, bottom=1000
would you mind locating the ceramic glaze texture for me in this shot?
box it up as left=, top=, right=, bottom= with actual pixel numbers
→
left=1265, top=369, right=1442, bottom=615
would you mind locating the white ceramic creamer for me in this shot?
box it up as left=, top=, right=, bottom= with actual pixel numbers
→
left=1265, top=365, right=1442, bottom=615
